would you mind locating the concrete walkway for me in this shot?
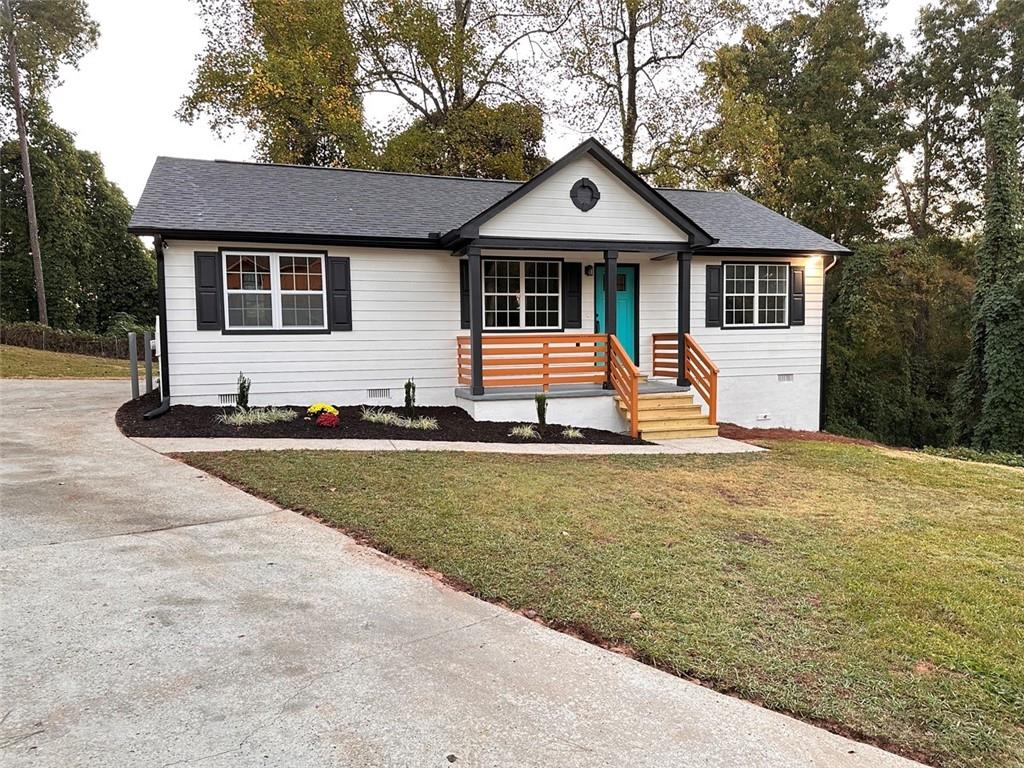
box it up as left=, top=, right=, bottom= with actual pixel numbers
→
left=133, top=434, right=763, bottom=455
left=0, top=380, right=922, bottom=768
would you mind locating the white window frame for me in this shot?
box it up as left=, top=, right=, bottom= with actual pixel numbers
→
left=723, top=263, right=789, bottom=328
left=482, top=258, right=562, bottom=331
left=222, top=251, right=328, bottom=331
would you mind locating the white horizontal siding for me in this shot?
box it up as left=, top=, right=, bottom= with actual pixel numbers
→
left=163, top=240, right=463, bottom=406
left=162, top=239, right=824, bottom=428
left=479, top=156, right=689, bottom=241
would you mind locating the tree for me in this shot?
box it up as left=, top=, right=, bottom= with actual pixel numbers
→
left=953, top=90, right=1024, bottom=452
left=0, top=0, right=98, bottom=326
left=350, top=0, right=561, bottom=178
left=892, top=0, right=1023, bottom=236
left=656, top=0, right=902, bottom=244
left=377, top=101, right=546, bottom=178
left=180, top=0, right=369, bottom=166
left=0, top=115, right=156, bottom=332
left=827, top=238, right=975, bottom=447
left=542, top=0, right=749, bottom=172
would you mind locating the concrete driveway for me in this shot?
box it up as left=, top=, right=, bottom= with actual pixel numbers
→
left=0, top=379, right=923, bottom=767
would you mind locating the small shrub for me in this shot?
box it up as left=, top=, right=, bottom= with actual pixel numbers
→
left=316, top=412, right=340, bottom=428
left=535, top=393, right=547, bottom=426
left=361, top=406, right=403, bottom=426
left=406, top=415, right=439, bottom=431
left=236, top=372, right=251, bottom=411
left=921, top=445, right=1024, bottom=468
left=561, top=426, right=584, bottom=439
left=509, top=423, right=540, bottom=439
left=307, top=402, right=339, bottom=417
left=404, top=378, right=416, bottom=415
left=361, top=406, right=438, bottom=430
left=217, top=407, right=296, bottom=426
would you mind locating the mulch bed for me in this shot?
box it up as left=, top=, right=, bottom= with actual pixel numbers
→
left=117, top=390, right=647, bottom=445
left=718, top=422, right=880, bottom=446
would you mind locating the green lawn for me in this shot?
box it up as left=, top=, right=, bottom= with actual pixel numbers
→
left=180, top=442, right=1024, bottom=767
left=0, top=344, right=138, bottom=378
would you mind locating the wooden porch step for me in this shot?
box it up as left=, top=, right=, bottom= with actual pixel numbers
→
left=618, top=403, right=703, bottom=419
left=615, top=393, right=694, bottom=408
left=641, top=425, right=720, bottom=439
left=634, top=415, right=711, bottom=432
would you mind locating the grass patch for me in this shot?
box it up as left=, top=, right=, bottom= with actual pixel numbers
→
left=180, top=441, right=1024, bottom=767
left=216, top=407, right=297, bottom=426
left=359, top=406, right=439, bottom=430
left=561, top=426, right=584, bottom=439
left=0, top=344, right=141, bottom=379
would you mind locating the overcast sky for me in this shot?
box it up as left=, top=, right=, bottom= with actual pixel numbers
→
left=48, top=0, right=928, bottom=205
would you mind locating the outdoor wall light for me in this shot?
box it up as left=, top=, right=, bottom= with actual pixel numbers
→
left=584, top=264, right=594, bottom=277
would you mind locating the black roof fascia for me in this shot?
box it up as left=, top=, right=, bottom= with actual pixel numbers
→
left=128, top=227, right=444, bottom=250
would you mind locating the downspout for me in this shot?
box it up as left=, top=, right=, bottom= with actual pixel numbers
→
left=144, top=234, right=172, bottom=419
left=818, top=253, right=840, bottom=431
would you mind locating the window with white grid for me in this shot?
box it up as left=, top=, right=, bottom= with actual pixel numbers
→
left=724, top=263, right=789, bottom=328
left=223, top=251, right=327, bottom=330
left=483, top=259, right=561, bottom=330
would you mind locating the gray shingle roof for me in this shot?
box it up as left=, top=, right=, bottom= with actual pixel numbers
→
left=129, top=156, right=849, bottom=253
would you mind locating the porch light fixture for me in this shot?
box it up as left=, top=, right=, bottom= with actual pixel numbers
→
left=584, top=264, right=594, bottom=277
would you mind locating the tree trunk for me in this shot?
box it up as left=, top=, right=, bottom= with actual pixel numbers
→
left=4, top=9, right=47, bottom=325
left=621, top=3, right=639, bottom=168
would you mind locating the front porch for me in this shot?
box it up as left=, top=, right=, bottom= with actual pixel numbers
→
left=454, top=326, right=719, bottom=439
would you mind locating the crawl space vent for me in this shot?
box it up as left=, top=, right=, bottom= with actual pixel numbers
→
left=219, top=393, right=237, bottom=405
left=366, top=388, right=392, bottom=399
left=777, top=373, right=794, bottom=383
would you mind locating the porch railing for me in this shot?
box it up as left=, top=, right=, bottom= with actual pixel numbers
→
left=651, top=332, right=719, bottom=425
left=457, top=333, right=609, bottom=390
left=608, top=334, right=641, bottom=438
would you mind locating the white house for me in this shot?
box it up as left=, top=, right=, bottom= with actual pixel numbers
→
left=129, top=139, right=848, bottom=439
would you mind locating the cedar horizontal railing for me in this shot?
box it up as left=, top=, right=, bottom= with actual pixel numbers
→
left=457, top=333, right=608, bottom=389
left=608, top=334, right=641, bottom=438
left=650, top=332, right=719, bottom=425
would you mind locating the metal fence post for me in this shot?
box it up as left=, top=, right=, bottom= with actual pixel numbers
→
left=128, top=332, right=140, bottom=400
left=144, top=331, right=153, bottom=393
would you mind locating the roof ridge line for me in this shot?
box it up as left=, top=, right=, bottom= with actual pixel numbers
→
left=188, top=157, right=524, bottom=184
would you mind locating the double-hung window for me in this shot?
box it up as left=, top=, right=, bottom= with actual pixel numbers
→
left=724, top=263, right=789, bottom=328
left=224, top=251, right=326, bottom=330
left=483, top=259, right=561, bottom=330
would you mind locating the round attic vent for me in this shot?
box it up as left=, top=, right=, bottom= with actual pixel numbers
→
left=570, top=177, right=600, bottom=212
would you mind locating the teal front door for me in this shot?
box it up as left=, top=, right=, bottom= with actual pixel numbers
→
left=595, top=264, right=638, bottom=363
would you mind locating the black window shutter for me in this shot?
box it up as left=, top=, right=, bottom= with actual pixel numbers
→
left=790, top=265, right=805, bottom=326
left=327, top=256, right=353, bottom=331
left=563, top=262, right=583, bottom=328
left=194, top=251, right=222, bottom=330
left=705, top=264, right=722, bottom=327
left=459, top=259, right=470, bottom=329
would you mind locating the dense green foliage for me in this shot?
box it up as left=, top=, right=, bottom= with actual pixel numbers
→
left=377, top=102, right=546, bottom=178
left=953, top=91, right=1024, bottom=453
left=179, top=0, right=368, bottom=166
left=921, top=444, right=1024, bottom=468
left=660, top=0, right=1021, bottom=448
left=893, top=0, right=1024, bottom=234
left=0, top=114, right=156, bottom=331
left=0, top=0, right=97, bottom=109
left=828, top=239, right=975, bottom=447
left=657, top=0, right=902, bottom=244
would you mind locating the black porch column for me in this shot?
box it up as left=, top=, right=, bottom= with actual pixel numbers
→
left=603, top=249, right=618, bottom=389
left=468, top=245, right=485, bottom=395
left=677, top=250, right=692, bottom=389
left=603, top=250, right=618, bottom=337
